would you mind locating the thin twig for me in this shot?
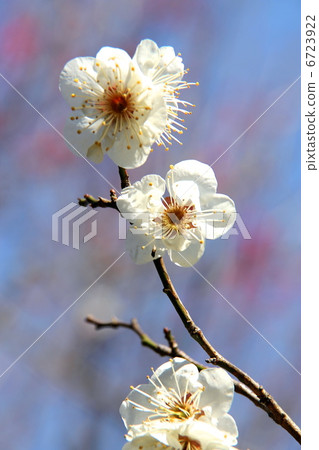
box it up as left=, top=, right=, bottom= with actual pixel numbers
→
left=86, top=315, right=276, bottom=419
left=78, top=191, right=118, bottom=210
left=86, top=315, right=201, bottom=362
left=152, top=256, right=301, bottom=444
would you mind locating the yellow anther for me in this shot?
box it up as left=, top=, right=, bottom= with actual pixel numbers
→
left=169, top=165, right=174, bottom=169
left=77, top=130, right=82, bottom=134
left=73, top=78, right=79, bottom=83
left=127, top=145, right=131, bottom=150
left=149, top=182, right=153, bottom=186
left=71, top=93, right=76, bottom=97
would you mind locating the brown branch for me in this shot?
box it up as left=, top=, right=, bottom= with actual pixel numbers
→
left=118, top=166, right=130, bottom=189
left=85, top=315, right=203, bottom=364
left=79, top=168, right=300, bottom=443
left=153, top=257, right=301, bottom=444
left=78, top=191, right=118, bottom=210
left=86, top=315, right=277, bottom=419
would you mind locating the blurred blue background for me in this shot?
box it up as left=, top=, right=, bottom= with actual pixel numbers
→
left=0, top=1, right=300, bottom=449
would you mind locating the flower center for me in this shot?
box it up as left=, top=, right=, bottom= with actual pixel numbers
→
left=161, top=197, right=196, bottom=234
left=96, top=85, right=135, bottom=119
left=178, top=435, right=202, bottom=450
left=161, top=392, right=204, bottom=421
left=110, top=93, right=128, bottom=114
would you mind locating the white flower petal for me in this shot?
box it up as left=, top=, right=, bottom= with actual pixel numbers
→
left=86, top=142, right=104, bottom=163
left=133, top=39, right=161, bottom=77
left=106, top=137, right=151, bottom=169
left=134, top=39, right=184, bottom=81
left=166, top=178, right=201, bottom=210
left=168, top=230, right=205, bottom=267
left=164, top=233, right=190, bottom=252
left=142, top=91, right=168, bottom=142
left=63, top=116, right=96, bottom=158
left=96, top=46, right=131, bottom=67
left=198, top=368, right=234, bottom=418
left=166, top=160, right=218, bottom=210
left=59, top=57, right=99, bottom=106
left=172, top=420, right=236, bottom=450
left=125, top=228, right=166, bottom=265
left=150, top=358, right=201, bottom=394
left=117, top=175, right=165, bottom=219
left=198, top=194, right=236, bottom=240
left=158, top=45, right=184, bottom=78
left=123, top=435, right=170, bottom=449
left=127, top=421, right=182, bottom=447
left=216, top=414, right=238, bottom=442
left=120, top=383, right=158, bottom=428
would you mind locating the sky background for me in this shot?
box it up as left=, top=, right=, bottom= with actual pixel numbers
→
left=0, top=1, right=300, bottom=449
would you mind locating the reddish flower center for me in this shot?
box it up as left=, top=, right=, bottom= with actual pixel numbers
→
left=110, top=94, right=128, bottom=113
left=162, top=197, right=196, bottom=230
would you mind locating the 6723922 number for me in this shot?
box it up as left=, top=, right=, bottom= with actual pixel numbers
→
left=306, top=15, right=316, bottom=67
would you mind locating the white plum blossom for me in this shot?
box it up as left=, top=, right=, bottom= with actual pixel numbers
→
left=133, top=39, right=198, bottom=150
left=116, top=160, right=236, bottom=267
left=59, top=46, right=167, bottom=168
left=59, top=40, right=195, bottom=168
left=120, top=358, right=238, bottom=450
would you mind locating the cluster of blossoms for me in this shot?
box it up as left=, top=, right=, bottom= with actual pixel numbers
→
left=60, top=42, right=239, bottom=448
left=60, top=39, right=236, bottom=266
left=59, top=39, right=196, bottom=168
left=120, top=358, right=238, bottom=449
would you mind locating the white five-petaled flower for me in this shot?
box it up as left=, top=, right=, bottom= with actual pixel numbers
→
left=59, top=40, right=195, bottom=168
left=116, top=160, right=236, bottom=267
left=120, top=358, right=238, bottom=450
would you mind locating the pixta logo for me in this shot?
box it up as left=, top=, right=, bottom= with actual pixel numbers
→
left=52, top=203, right=98, bottom=249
